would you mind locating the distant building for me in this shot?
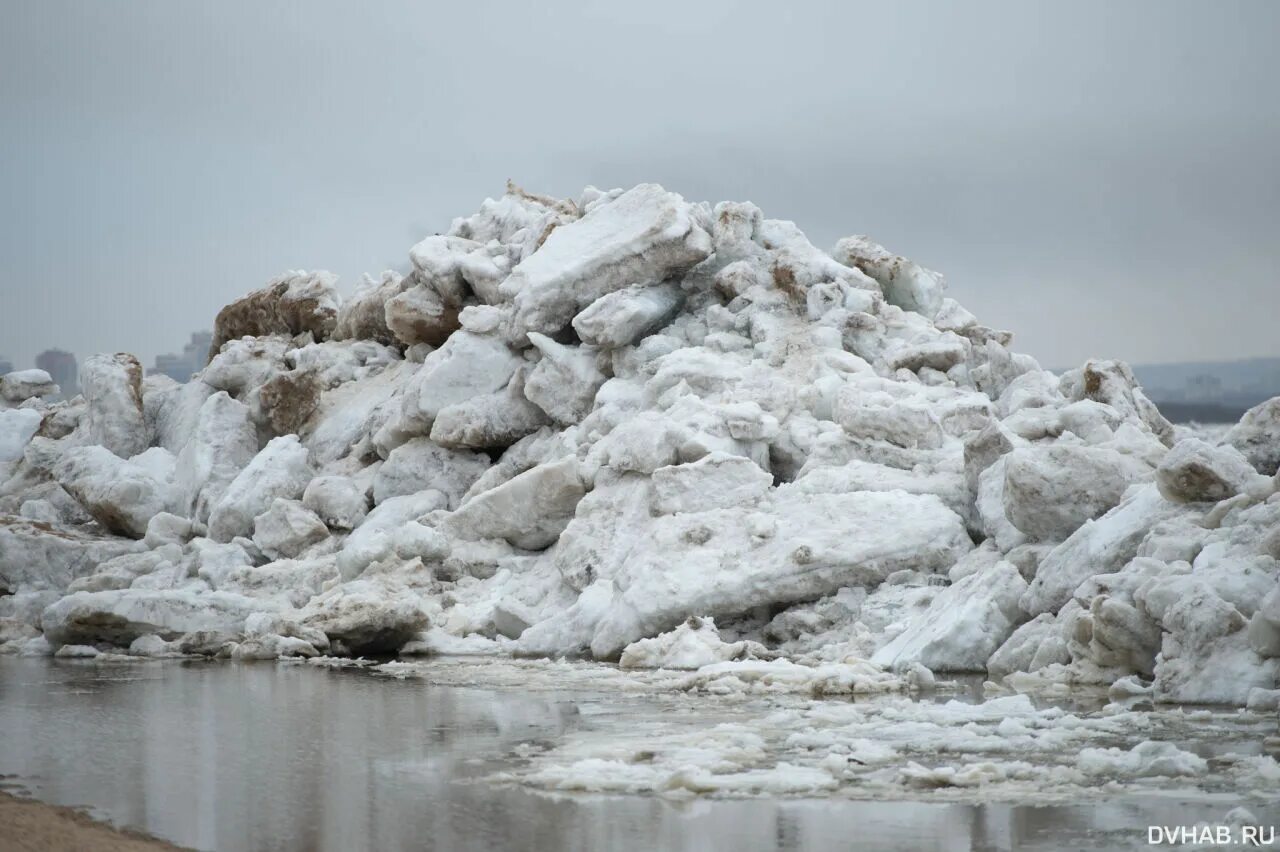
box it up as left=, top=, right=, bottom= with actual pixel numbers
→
left=152, top=353, right=192, bottom=383
left=0, top=356, right=13, bottom=376
left=36, top=348, right=78, bottom=399
left=1185, top=374, right=1224, bottom=404
left=152, top=331, right=213, bottom=383
left=185, top=331, right=213, bottom=367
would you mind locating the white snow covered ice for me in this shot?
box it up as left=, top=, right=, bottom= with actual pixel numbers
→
left=0, top=181, right=1275, bottom=738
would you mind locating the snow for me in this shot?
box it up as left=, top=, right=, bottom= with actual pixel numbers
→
left=474, top=662, right=1276, bottom=803
left=676, top=658, right=910, bottom=695
left=298, top=577, right=431, bottom=655
left=0, top=519, right=143, bottom=593
left=209, top=269, right=340, bottom=358
left=619, top=617, right=767, bottom=670
left=1250, top=586, right=1280, bottom=658
left=1225, top=397, right=1280, bottom=475
left=301, top=475, right=369, bottom=530
left=212, top=557, right=334, bottom=609
left=0, top=369, right=57, bottom=403
left=872, top=560, right=1027, bottom=672
left=0, top=408, right=42, bottom=466
left=1155, top=438, right=1267, bottom=503
left=522, top=333, right=606, bottom=425
left=206, top=435, right=312, bottom=542
left=501, top=183, right=711, bottom=337
left=384, top=283, right=460, bottom=347
left=332, top=271, right=406, bottom=345
left=442, top=457, right=586, bottom=551
left=392, top=331, right=523, bottom=440
left=371, top=438, right=488, bottom=508
left=1002, top=444, right=1156, bottom=542
left=408, top=235, right=510, bottom=306
left=251, top=498, right=329, bottom=560
left=144, top=378, right=217, bottom=454
left=572, top=489, right=970, bottom=660
left=649, top=451, right=772, bottom=515
left=81, top=353, right=147, bottom=458
left=832, top=235, right=946, bottom=318
left=1078, top=741, right=1207, bottom=778
left=400, top=627, right=511, bottom=657
left=53, top=446, right=179, bottom=539
left=572, top=281, right=684, bottom=348
left=1021, top=484, right=1185, bottom=616
left=335, top=490, right=448, bottom=581
left=173, top=391, right=258, bottom=523
left=427, top=366, right=551, bottom=449
left=0, top=180, right=1276, bottom=730
left=40, top=588, right=277, bottom=647
left=523, top=757, right=840, bottom=796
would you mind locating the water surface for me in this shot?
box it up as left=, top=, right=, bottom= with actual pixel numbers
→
left=0, top=658, right=1270, bottom=851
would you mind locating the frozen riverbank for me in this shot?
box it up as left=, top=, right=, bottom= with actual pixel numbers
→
left=2, top=658, right=1277, bottom=852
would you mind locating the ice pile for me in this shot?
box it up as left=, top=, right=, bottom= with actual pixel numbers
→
left=2, top=182, right=1278, bottom=707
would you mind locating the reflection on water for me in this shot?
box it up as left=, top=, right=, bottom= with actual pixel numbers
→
left=0, top=658, right=1268, bottom=851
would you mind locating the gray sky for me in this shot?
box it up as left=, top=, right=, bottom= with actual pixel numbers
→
left=2, top=1, right=1278, bottom=373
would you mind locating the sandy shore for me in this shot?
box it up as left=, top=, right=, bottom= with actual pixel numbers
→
left=0, top=791, right=185, bottom=851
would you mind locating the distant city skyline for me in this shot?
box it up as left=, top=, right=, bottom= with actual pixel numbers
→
left=151, top=330, right=213, bottom=384
left=0, top=331, right=212, bottom=393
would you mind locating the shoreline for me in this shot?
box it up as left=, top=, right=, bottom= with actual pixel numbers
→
left=0, top=790, right=185, bottom=851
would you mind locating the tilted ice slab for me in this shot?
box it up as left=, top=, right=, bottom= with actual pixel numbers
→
left=872, top=560, right=1027, bottom=672
left=41, top=588, right=277, bottom=647
left=0, top=516, right=144, bottom=593
left=501, top=183, right=711, bottom=337
left=521, top=488, right=970, bottom=659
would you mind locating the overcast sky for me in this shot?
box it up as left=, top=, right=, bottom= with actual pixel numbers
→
left=2, top=1, right=1277, bottom=373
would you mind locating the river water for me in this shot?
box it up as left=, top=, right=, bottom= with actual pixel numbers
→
left=0, top=657, right=1272, bottom=851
